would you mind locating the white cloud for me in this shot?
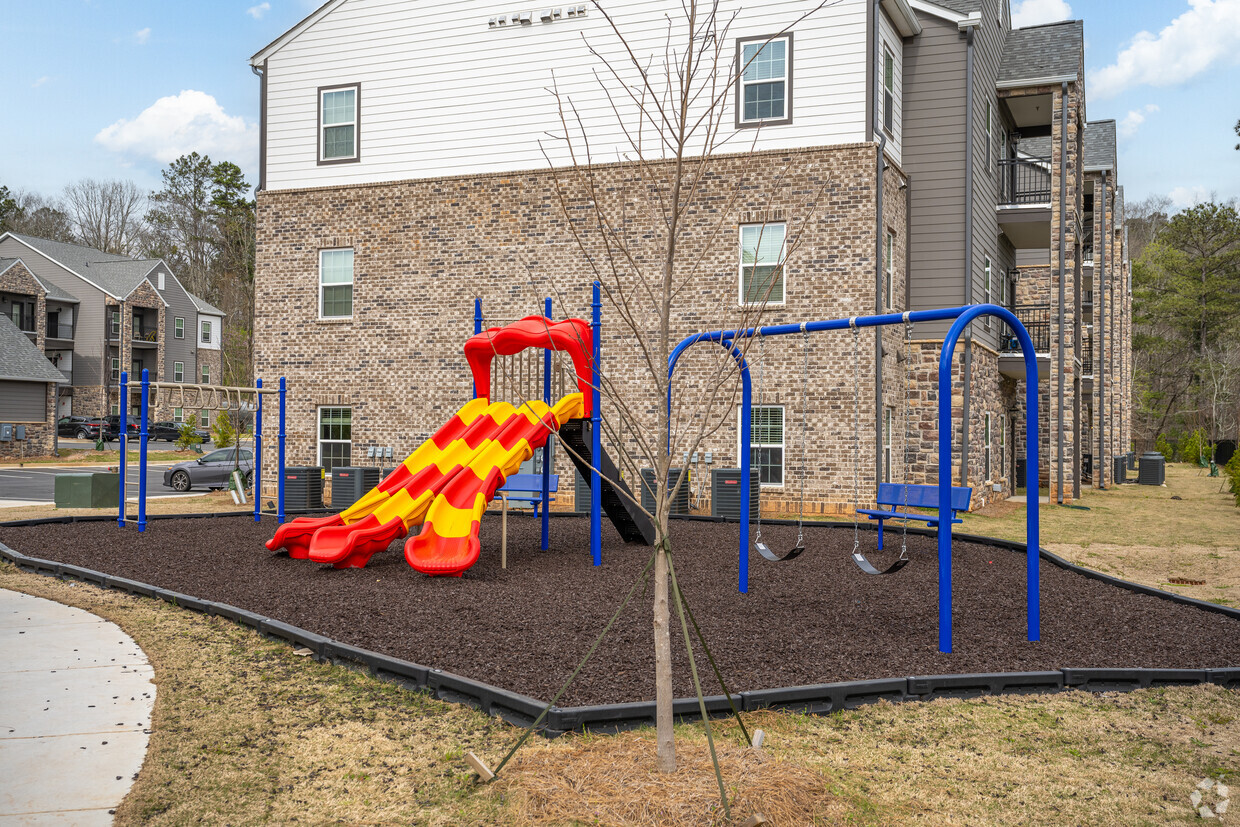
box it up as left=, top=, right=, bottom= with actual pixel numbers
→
left=247, top=2, right=271, bottom=19
left=1011, top=0, right=1072, bottom=28
left=94, top=90, right=258, bottom=167
left=134, top=27, right=151, bottom=44
left=1090, top=0, right=1240, bottom=99
left=31, top=75, right=50, bottom=88
left=1118, top=104, right=1159, bottom=138
left=1169, top=185, right=1210, bottom=209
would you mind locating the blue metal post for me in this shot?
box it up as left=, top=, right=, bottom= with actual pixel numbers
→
left=118, top=371, right=127, bottom=527
left=590, top=281, right=602, bottom=566
left=473, top=298, right=483, bottom=399
left=138, top=369, right=149, bottom=532
left=542, top=296, right=552, bottom=551
left=278, top=376, right=286, bottom=524
left=254, top=378, right=263, bottom=522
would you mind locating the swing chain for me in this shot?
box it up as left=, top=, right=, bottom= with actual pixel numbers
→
left=797, top=325, right=809, bottom=546
left=850, top=321, right=860, bottom=556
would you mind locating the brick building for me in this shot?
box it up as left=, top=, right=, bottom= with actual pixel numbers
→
left=248, top=0, right=1132, bottom=511
left=0, top=234, right=226, bottom=428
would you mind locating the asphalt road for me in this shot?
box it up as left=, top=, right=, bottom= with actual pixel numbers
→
left=0, top=463, right=194, bottom=506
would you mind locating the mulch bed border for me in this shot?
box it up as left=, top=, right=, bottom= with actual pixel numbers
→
left=2, top=511, right=1239, bottom=736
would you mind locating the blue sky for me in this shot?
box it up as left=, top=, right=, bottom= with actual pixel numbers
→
left=3, top=0, right=1238, bottom=210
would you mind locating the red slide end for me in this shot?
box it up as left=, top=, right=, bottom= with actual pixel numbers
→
left=309, top=515, right=408, bottom=569
left=266, top=513, right=344, bottom=558
left=404, top=522, right=480, bottom=577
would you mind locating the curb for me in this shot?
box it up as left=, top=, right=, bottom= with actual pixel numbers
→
left=2, top=517, right=1238, bottom=737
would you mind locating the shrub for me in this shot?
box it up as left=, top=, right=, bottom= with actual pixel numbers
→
left=1226, top=451, right=1240, bottom=507
left=1154, top=433, right=1176, bottom=461
left=1178, top=428, right=1212, bottom=466
left=212, top=413, right=236, bottom=449
left=176, top=415, right=203, bottom=451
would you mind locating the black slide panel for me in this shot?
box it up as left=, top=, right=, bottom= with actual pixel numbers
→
left=558, top=419, right=655, bottom=545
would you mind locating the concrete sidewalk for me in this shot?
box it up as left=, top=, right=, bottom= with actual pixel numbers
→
left=0, top=589, right=155, bottom=825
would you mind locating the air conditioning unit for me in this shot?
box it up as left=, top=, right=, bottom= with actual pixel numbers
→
left=710, top=468, right=759, bottom=520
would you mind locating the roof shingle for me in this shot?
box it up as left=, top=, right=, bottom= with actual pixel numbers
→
left=999, top=20, right=1083, bottom=86
left=1084, top=120, right=1117, bottom=170
left=0, top=314, right=66, bottom=384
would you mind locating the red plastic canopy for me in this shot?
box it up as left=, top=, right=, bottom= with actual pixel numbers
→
left=464, top=316, right=593, bottom=415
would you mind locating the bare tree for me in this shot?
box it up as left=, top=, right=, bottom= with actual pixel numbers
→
left=7, top=190, right=76, bottom=242
left=520, top=0, right=831, bottom=774
left=62, top=179, right=146, bottom=255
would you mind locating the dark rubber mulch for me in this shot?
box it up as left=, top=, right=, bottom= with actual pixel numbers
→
left=3, top=515, right=1238, bottom=706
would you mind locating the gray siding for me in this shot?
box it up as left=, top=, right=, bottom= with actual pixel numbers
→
left=903, top=11, right=967, bottom=337
left=0, top=380, right=48, bottom=421
left=968, top=0, right=1007, bottom=351
left=0, top=237, right=108, bottom=385
left=152, top=263, right=200, bottom=381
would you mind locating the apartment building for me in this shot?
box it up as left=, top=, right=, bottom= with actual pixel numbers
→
left=0, top=233, right=227, bottom=430
left=248, top=0, right=1131, bottom=509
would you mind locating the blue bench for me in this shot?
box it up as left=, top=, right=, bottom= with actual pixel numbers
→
left=856, top=482, right=973, bottom=550
left=495, top=473, right=559, bottom=516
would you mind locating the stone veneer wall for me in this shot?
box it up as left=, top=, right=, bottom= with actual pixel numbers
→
left=108, top=283, right=166, bottom=418
left=0, top=261, right=47, bottom=351
left=255, top=144, right=913, bottom=510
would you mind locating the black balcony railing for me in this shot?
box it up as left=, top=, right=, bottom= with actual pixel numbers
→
left=1081, top=335, right=1094, bottom=371
left=998, top=156, right=1052, bottom=206
left=133, top=327, right=158, bottom=342
left=1000, top=303, right=1051, bottom=353
left=47, top=323, right=74, bottom=339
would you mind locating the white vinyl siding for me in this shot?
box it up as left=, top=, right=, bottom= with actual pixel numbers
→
left=739, top=223, right=786, bottom=305
left=319, top=248, right=354, bottom=318
left=741, top=405, right=784, bottom=487
left=876, top=10, right=903, bottom=165
left=260, top=0, right=870, bottom=190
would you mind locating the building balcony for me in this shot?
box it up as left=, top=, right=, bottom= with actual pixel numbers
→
left=45, top=323, right=75, bottom=343
left=997, top=156, right=1052, bottom=249
left=132, top=327, right=159, bottom=347
left=998, top=303, right=1050, bottom=381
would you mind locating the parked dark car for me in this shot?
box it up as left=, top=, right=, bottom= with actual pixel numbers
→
left=104, top=415, right=140, bottom=440
left=145, top=421, right=211, bottom=442
left=58, top=417, right=112, bottom=441
left=163, top=448, right=255, bottom=492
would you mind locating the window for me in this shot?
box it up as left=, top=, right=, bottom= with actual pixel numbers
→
left=883, top=406, right=894, bottom=483
left=318, top=406, right=353, bottom=474
left=174, top=362, right=184, bottom=383
left=111, top=358, right=120, bottom=382
left=319, top=84, right=359, bottom=163
left=737, top=35, right=792, bottom=126
left=985, top=100, right=993, bottom=171
left=157, top=271, right=165, bottom=290
left=984, top=412, right=993, bottom=482
left=174, top=317, right=184, bottom=339
left=884, top=230, right=895, bottom=309
left=319, top=248, right=355, bottom=318
left=739, top=223, right=786, bottom=305
left=882, top=45, right=894, bottom=135
left=984, top=256, right=992, bottom=303
left=201, top=364, right=210, bottom=384
left=110, top=311, right=120, bottom=338
left=200, top=409, right=210, bottom=428
left=200, top=319, right=212, bottom=344
left=1000, top=413, right=1007, bottom=479
left=173, top=408, right=183, bottom=424
left=111, top=403, right=120, bottom=416
left=742, top=405, right=784, bottom=486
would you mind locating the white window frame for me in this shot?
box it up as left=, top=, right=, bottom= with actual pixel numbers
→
left=319, top=248, right=355, bottom=319
left=883, top=406, right=894, bottom=483
left=317, top=406, right=353, bottom=472
left=985, top=100, right=993, bottom=172
left=200, top=319, right=212, bottom=344
left=884, top=230, right=895, bottom=309
left=200, top=409, right=210, bottom=428
left=882, top=45, right=895, bottom=136
left=157, top=272, right=165, bottom=290
left=983, top=255, right=993, bottom=330
left=173, top=408, right=184, bottom=424
left=110, top=357, right=120, bottom=382
left=111, top=403, right=119, bottom=416
left=738, top=223, right=787, bottom=307
left=173, top=362, right=184, bottom=383
left=738, top=404, right=785, bottom=488
left=319, top=83, right=360, bottom=163
left=736, top=34, right=792, bottom=127
left=174, top=317, right=184, bottom=339
left=984, top=412, right=993, bottom=483
left=110, top=311, right=120, bottom=338
left=201, top=364, right=210, bottom=384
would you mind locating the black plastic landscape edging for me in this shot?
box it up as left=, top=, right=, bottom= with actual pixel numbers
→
left=2, top=518, right=1239, bottom=737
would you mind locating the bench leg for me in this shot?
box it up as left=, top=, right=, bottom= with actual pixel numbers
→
left=877, top=519, right=884, bottom=551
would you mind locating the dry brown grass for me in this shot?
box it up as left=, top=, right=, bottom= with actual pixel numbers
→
left=0, top=489, right=251, bottom=523
left=0, top=447, right=194, bottom=466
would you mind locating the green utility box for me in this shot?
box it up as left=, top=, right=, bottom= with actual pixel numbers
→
left=54, top=473, right=120, bottom=508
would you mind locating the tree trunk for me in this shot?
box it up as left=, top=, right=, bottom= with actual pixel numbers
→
left=653, top=526, right=675, bottom=771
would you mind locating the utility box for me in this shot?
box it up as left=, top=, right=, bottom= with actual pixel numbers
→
left=330, top=466, right=381, bottom=510
left=283, top=466, right=325, bottom=510
left=54, top=473, right=119, bottom=508
left=1137, top=452, right=1166, bottom=486
left=710, top=468, right=760, bottom=520
left=640, top=468, right=690, bottom=515
left=1127, top=451, right=1137, bottom=470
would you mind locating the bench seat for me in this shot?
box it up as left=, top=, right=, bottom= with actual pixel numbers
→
left=857, top=483, right=973, bottom=550
left=494, top=472, right=559, bottom=516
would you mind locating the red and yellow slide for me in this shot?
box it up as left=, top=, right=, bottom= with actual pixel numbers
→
left=405, top=393, right=585, bottom=576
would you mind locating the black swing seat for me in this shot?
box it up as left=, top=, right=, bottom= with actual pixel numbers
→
left=851, top=551, right=910, bottom=576
left=855, top=483, right=973, bottom=552
left=755, top=541, right=805, bottom=562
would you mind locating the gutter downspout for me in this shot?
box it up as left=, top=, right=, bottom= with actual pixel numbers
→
left=251, top=62, right=267, bottom=192
left=1057, top=81, right=1067, bottom=504
left=959, top=14, right=980, bottom=486
left=1097, top=170, right=1107, bottom=488
left=874, top=0, right=886, bottom=485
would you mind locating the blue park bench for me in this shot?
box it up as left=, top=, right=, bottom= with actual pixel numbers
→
left=494, top=473, right=559, bottom=516
left=856, top=482, right=973, bottom=550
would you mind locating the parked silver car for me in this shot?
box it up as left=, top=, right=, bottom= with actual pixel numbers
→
left=163, top=448, right=255, bottom=492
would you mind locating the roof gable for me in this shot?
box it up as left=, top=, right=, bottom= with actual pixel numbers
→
left=250, top=0, right=347, bottom=64
left=0, top=314, right=66, bottom=383
left=1084, top=120, right=1117, bottom=171
left=998, top=20, right=1083, bottom=87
